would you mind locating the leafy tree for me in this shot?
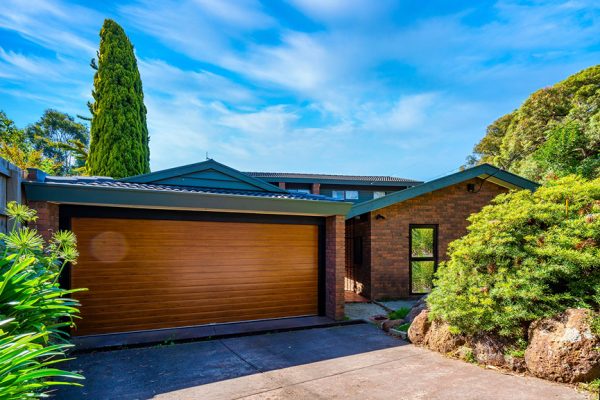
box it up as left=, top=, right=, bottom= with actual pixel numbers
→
left=428, top=176, right=600, bottom=339
left=533, top=122, right=600, bottom=179
left=0, top=111, right=59, bottom=174
left=25, top=109, right=89, bottom=175
left=469, top=65, right=600, bottom=180
left=87, top=19, right=150, bottom=178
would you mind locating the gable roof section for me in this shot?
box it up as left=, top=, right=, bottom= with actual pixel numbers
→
left=246, top=171, right=422, bottom=186
left=347, top=164, right=539, bottom=219
left=122, top=159, right=287, bottom=193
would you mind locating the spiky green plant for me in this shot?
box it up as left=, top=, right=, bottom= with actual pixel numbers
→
left=0, top=202, right=85, bottom=397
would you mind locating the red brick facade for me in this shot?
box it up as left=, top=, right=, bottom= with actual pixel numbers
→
left=325, top=215, right=346, bottom=320
left=346, top=178, right=508, bottom=300
left=27, top=201, right=59, bottom=242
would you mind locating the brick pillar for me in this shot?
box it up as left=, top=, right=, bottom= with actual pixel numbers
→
left=278, top=182, right=286, bottom=190
left=311, top=183, right=320, bottom=195
left=27, top=201, right=59, bottom=242
left=325, top=215, right=345, bottom=320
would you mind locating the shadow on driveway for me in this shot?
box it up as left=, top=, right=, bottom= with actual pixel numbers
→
left=57, top=323, right=405, bottom=399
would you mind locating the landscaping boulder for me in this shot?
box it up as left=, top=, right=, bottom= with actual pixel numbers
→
left=525, top=308, right=600, bottom=383
left=469, top=333, right=508, bottom=367
left=405, top=294, right=428, bottom=323
left=408, top=310, right=430, bottom=345
left=468, top=333, right=526, bottom=372
left=382, top=318, right=405, bottom=332
left=424, top=319, right=465, bottom=355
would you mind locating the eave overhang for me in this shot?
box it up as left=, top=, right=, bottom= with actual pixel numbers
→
left=23, top=182, right=353, bottom=217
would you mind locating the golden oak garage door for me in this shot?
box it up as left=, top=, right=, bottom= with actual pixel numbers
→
left=70, top=217, right=319, bottom=336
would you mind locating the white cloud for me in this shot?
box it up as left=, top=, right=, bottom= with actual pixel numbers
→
left=287, top=0, right=392, bottom=24
left=120, top=0, right=275, bottom=64
left=138, top=59, right=257, bottom=104
left=0, top=0, right=100, bottom=56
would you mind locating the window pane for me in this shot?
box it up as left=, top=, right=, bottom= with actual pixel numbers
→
left=345, top=190, right=359, bottom=200
left=373, top=191, right=386, bottom=199
left=332, top=190, right=345, bottom=199
left=411, top=261, right=435, bottom=293
left=411, top=227, right=434, bottom=257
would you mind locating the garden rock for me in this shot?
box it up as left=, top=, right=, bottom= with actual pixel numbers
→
left=408, top=310, right=430, bottom=345
left=525, top=308, right=600, bottom=383
left=405, top=294, right=428, bottom=323
left=382, top=319, right=405, bottom=332
left=468, top=333, right=527, bottom=372
left=469, top=333, right=510, bottom=368
left=424, top=319, right=465, bottom=355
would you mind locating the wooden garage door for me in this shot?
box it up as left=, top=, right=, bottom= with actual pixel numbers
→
left=70, top=217, right=319, bottom=336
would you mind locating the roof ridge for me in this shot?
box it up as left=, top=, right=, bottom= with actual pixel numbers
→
left=245, top=171, right=421, bottom=182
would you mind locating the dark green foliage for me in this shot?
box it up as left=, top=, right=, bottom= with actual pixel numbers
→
left=470, top=65, right=600, bottom=180
left=0, top=202, right=84, bottom=398
left=25, top=109, right=89, bottom=175
left=533, top=122, right=600, bottom=179
left=87, top=19, right=150, bottom=178
left=388, top=307, right=410, bottom=320
left=428, top=176, right=600, bottom=339
left=396, top=322, right=411, bottom=332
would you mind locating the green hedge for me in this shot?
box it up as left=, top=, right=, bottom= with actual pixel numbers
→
left=428, top=176, right=600, bottom=339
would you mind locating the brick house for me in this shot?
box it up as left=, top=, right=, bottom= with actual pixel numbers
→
left=23, top=159, right=351, bottom=348
left=344, top=164, right=538, bottom=300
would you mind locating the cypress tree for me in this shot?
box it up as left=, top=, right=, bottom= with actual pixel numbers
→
left=87, top=19, right=150, bottom=178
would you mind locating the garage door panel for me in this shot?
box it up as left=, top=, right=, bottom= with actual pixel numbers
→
left=71, top=280, right=318, bottom=298
left=73, top=259, right=316, bottom=269
left=79, top=290, right=318, bottom=312
left=70, top=217, right=320, bottom=336
left=73, top=263, right=318, bottom=278
left=79, top=296, right=318, bottom=320
left=70, top=282, right=319, bottom=305
left=75, top=302, right=319, bottom=329
left=83, top=307, right=320, bottom=335
left=75, top=273, right=318, bottom=289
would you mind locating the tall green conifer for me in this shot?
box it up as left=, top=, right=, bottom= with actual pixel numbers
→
left=87, top=19, right=150, bottom=178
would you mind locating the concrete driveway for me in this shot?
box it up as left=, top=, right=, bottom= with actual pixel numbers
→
left=58, top=324, right=590, bottom=400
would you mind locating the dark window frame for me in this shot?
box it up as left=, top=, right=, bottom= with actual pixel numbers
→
left=408, top=224, right=439, bottom=295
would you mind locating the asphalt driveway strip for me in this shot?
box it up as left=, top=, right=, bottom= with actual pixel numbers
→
left=56, top=323, right=591, bottom=400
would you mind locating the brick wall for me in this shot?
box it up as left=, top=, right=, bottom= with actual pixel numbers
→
left=325, top=215, right=345, bottom=320
left=368, top=178, right=507, bottom=299
left=27, top=201, right=59, bottom=242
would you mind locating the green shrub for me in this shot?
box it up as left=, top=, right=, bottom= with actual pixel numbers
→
left=0, top=202, right=84, bottom=398
left=388, top=307, right=411, bottom=320
left=428, top=176, right=600, bottom=339
left=396, top=322, right=411, bottom=332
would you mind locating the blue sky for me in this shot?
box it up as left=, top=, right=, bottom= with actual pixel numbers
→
left=1, top=0, right=599, bottom=180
